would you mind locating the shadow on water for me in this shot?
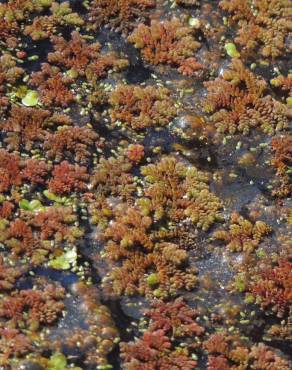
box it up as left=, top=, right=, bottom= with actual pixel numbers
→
left=68, top=0, right=88, bottom=14
left=125, top=63, right=152, bottom=84
left=22, top=39, right=53, bottom=72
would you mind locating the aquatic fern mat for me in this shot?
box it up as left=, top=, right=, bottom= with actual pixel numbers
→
left=0, top=0, right=291, bottom=369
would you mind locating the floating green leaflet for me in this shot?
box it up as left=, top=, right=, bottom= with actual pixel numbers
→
left=43, top=190, right=70, bottom=204
left=146, top=273, right=159, bottom=287
left=19, top=199, right=43, bottom=211
left=225, top=43, right=240, bottom=58
left=49, top=249, right=77, bottom=270
left=22, top=90, right=39, bottom=106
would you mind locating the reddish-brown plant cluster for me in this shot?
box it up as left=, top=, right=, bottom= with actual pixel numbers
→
left=140, top=156, right=222, bottom=230
left=91, top=155, right=135, bottom=200
left=250, top=343, right=291, bottom=370
left=31, top=206, right=83, bottom=243
left=49, top=161, right=89, bottom=195
left=266, top=309, right=292, bottom=342
left=42, top=112, right=73, bottom=130
left=0, top=200, right=14, bottom=219
left=104, top=205, right=153, bottom=251
left=0, top=16, right=18, bottom=48
left=0, top=149, right=22, bottom=193
left=24, top=14, right=55, bottom=41
left=0, top=283, right=65, bottom=329
left=0, top=218, right=47, bottom=264
left=85, top=52, right=129, bottom=86
left=203, top=332, right=291, bottom=370
left=175, top=0, right=200, bottom=5
left=0, top=256, right=24, bottom=291
left=48, top=31, right=128, bottom=79
left=95, top=155, right=222, bottom=297
left=213, top=212, right=272, bottom=253
left=271, top=135, right=292, bottom=197
left=128, top=18, right=203, bottom=75
left=0, top=327, right=32, bottom=365
left=24, top=1, right=84, bottom=40
left=0, top=53, right=24, bottom=84
left=204, top=332, right=249, bottom=370
left=0, top=106, right=51, bottom=151
left=0, top=1, right=53, bottom=23
left=48, top=31, right=101, bottom=75
left=271, top=73, right=292, bottom=98
left=247, top=257, right=292, bottom=318
left=0, top=53, right=24, bottom=105
left=274, top=137, right=292, bottom=167
left=145, top=298, right=204, bottom=337
left=203, top=59, right=289, bottom=135
left=220, top=0, right=292, bottom=58
left=121, top=331, right=196, bottom=370
left=127, top=144, right=145, bottom=163
left=22, top=158, right=51, bottom=185
left=89, top=0, right=156, bottom=34
left=109, top=85, right=177, bottom=130
left=121, top=299, right=204, bottom=369
left=0, top=0, right=53, bottom=47
left=101, top=205, right=198, bottom=297
left=0, top=0, right=291, bottom=367
left=30, top=63, right=74, bottom=107
left=44, top=126, right=101, bottom=163
left=87, top=194, right=113, bottom=229
left=0, top=203, right=83, bottom=265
